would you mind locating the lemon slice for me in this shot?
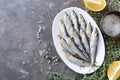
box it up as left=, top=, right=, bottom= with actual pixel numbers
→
left=83, top=0, right=106, bottom=11
left=107, top=61, right=120, bottom=80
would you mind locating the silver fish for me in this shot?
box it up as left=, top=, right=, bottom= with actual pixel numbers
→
left=65, top=36, right=88, bottom=61
left=63, top=12, right=72, bottom=35
left=78, top=14, right=86, bottom=31
left=63, top=50, right=90, bottom=67
left=86, top=22, right=92, bottom=39
left=70, top=10, right=79, bottom=33
left=90, top=28, right=98, bottom=65
left=63, top=12, right=88, bottom=58
left=80, top=28, right=90, bottom=55
left=68, top=23, right=89, bottom=58
left=57, top=35, right=73, bottom=54
left=59, top=20, right=68, bottom=38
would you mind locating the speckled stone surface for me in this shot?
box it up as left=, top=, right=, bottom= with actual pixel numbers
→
left=0, top=0, right=84, bottom=80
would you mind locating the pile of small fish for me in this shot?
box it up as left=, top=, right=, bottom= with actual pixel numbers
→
left=57, top=10, right=99, bottom=67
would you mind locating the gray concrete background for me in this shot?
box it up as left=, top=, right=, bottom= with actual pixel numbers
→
left=0, top=0, right=84, bottom=80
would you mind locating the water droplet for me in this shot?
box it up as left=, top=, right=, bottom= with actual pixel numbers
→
left=45, top=51, right=48, bottom=54
left=24, top=50, right=28, bottom=54
left=31, top=11, right=34, bottom=14
left=38, top=20, right=43, bottom=24
left=40, top=69, right=43, bottom=72
left=43, top=50, right=46, bottom=52
left=48, top=60, right=51, bottom=64
left=48, top=67, right=51, bottom=70
left=40, top=20, right=43, bottom=23
left=43, top=26, right=46, bottom=31
left=19, top=69, right=29, bottom=77
left=37, top=36, right=40, bottom=39
left=39, top=50, right=44, bottom=56
left=39, top=29, right=42, bottom=32
left=54, top=62, right=58, bottom=65
left=38, top=40, right=41, bottom=43
left=35, top=61, right=39, bottom=64
left=22, top=61, right=26, bottom=65
left=37, top=32, right=39, bottom=35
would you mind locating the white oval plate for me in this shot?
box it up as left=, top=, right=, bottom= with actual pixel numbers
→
left=52, top=7, right=105, bottom=74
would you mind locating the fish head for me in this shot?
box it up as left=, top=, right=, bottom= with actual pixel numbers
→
left=66, top=37, right=71, bottom=43
left=78, top=14, right=84, bottom=22
left=65, top=36, right=73, bottom=47
left=87, top=22, right=92, bottom=30
left=71, top=10, right=76, bottom=18
left=57, top=35, right=67, bottom=47
left=80, top=28, right=85, bottom=34
left=59, top=20, right=64, bottom=27
left=57, top=35, right=62, bottom=42
left=63, top=12, right=69, bottom=21
left=57, top=35, right=64, bottom=42
left=93, top=28, right=98, bottom=35
left=88, top=22, right=92, bottom=27
left=63, top=50, right=70, bottom=58
left=91, top=28, right=98, bottom=40
left=59, top=19, right=64, bottom=25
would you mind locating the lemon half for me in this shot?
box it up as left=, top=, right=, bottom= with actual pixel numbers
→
left=107, top=61, right=120, bottom=80
left=83, top=0, right=106, bottom=11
